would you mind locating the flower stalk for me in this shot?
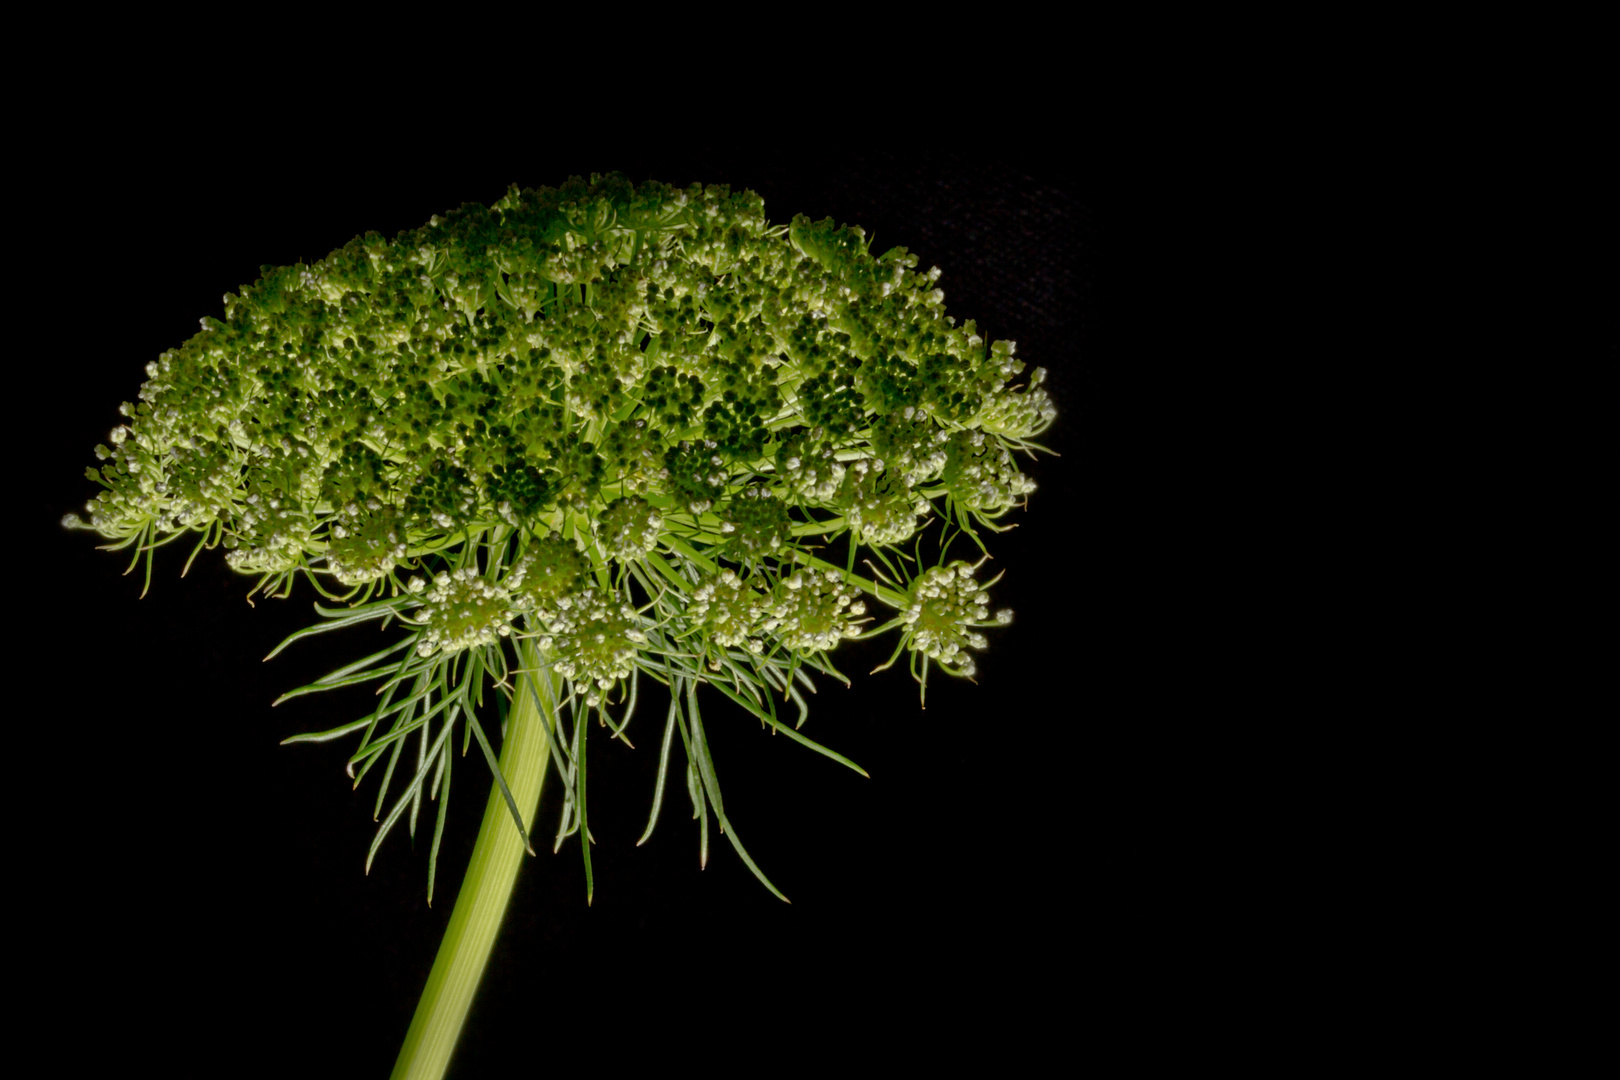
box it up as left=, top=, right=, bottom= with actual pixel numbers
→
left=390, top=639, right=560, bottom=1080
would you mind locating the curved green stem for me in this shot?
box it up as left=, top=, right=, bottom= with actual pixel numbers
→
left=390, top=641, right=560, bottom=1080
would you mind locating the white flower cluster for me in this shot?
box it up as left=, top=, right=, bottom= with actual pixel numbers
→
left=410, top=568, right=516, bottom=657
left=534, top=587, right=649, bottom=705
left=775, top=435, right=846, bottom=503
left=224, top=519, right=312, bottom=575
left=872, top=406, right=951, bottom=486
left=976, top=366, right=1057, bottom=439
left=901, top=562, right=1010, bottom=677
left=763, top=569, right=866, bottom=652
left=942, top=431, right=1038, bottom=512
left=325, top=504, right=409, bottom=585
left=839, top=459, right=931, bottom=546
left=597, top=497, right=663, bottom=562
left=687, top=568, right=766, bottom=651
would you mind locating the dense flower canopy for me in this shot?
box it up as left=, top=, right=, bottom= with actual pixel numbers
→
left=67, top=173, right=1056, bottom=895
left=72, top=173, right=1050, bottom=580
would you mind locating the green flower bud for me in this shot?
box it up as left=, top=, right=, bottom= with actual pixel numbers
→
left=225, top=537, right=306, bottom=575
left=977, top=366, right=1057, bottom=439
left=870, top=406, right=950, bottom=485
left=941, top=431, right=1036, bottom=512
left=664, top=440, right=727, bottom=515
left=838, top=458, right=930, bottom=547
left=719, top=487, right=792, bottom=555
left=774, top=430, right=845, bottom=503
left=504, top=534, right=589, bottom=609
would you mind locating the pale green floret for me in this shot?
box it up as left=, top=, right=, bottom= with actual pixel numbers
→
left=597, top=497, right=662, bottom=562
left=870, top=407, right=951, bottom=486
left=410, top=568, right=516, bottom=658
left=720, top=487, right=792, bottom=555
left=503, top=534, right=589, bottom=607
left=763, top=569, right=867, bottom=653
left=536, top=587, right=648, bottom=705
left=325, top=504, right=408, bottom=585
left=942, top=430, right=1037, bottom=512
left=901, top=561, right=1006, bottom=678
left=664, top=439, right=727, bottom=515
left=774, top=431, right=845, bottom=503
left=839, top=458, right=931, bottom=546
left=977, top=366, right=1057, bottom=439
left=224, top=522, right=311, bottom=575
left=687, top=567, right=767, bottom=650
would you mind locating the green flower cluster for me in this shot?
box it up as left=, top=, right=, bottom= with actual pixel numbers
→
left=68, top=174, right=1057, bottom=898
left=533, top=587, right=649, bottom=706
left=505, top=533, right=588, bottom=607
left=763, top=569, right=868, bottom=652
left=686, top=568, right=767, bottom=651
left=898, top=561, right=1012, bottom=679
left=596, top=497, right=662, bottom=562
left=409, top=568, right=516, bottom=658
left=70, top=173, right=1048, bottom=564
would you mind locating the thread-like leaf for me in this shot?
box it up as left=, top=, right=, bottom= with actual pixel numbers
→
left=636, top=696, right=680, bottom=846
left=706, top=677, right=868, bottom=777
left=264, top=607, right=412, bottom=663
left=686, top=680, right=725, bottom=823
left=366, top=713, right=457, bottom=875
left=468, top=715, right=534, bottom=855
left=426, top=738, right=452, bottom=906
left=713, top=817, right=789, bottom=903
left=279, top=717, right=372, bottom=746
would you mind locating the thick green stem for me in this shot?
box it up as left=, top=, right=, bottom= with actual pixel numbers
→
left=390, top=642, right=559, bottom=1080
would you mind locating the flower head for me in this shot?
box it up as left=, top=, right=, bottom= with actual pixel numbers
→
left=504, top=533, right=590, bottom=608
left=68, top=173, right=1058, bottom=913
left=687, top=567, right=767, bottom=651
left=720, top=487, right=792, bottom=557
left=538, top=587, right=649, bottom=706
left=325, top=504, right=407, bottom=585
left=900, top=561, right=1008, bottom=678
left=838, top=458, right=931, bottom=546
left=763, top=568, right=867, bottom=653
left=597, top=497, right=662, bottom=563
left=411, top=568, right=516, bottom=657
left=941, top=431, right=1036, bottom=513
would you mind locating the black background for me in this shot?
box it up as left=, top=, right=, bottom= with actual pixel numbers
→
left=27, top=116, right=1106, bottom=1073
